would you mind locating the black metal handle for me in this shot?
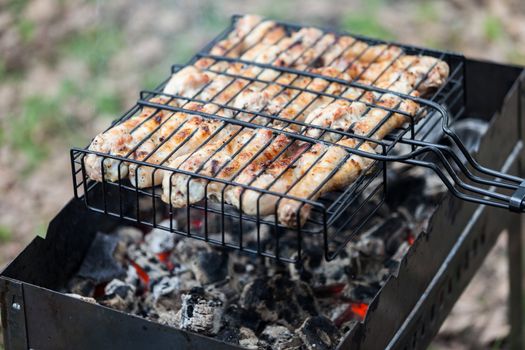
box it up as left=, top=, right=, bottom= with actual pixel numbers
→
left=510, top=181, right=525, bottom=212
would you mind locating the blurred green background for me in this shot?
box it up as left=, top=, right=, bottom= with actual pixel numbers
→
left=0, top=0, right=524, bottom=348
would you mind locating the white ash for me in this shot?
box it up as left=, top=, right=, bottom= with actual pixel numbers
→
left=325, top=303, right=351, bottom=322
left=238, top=327, right=259, bottom=349
left=99, top=279, right=137, bottom=313
left=260, top=325, right=302, bottom=350
left=150, top=275, right=181, bottom=301
left=390, top=241, right=411, bottom=263
left=124, top=265, right=140, bottom=287
left=157, top=309, right=180, bottom=328
left=179, top=287, right=226, bottom=335
left=173, top=238, right=210, bottom=264
left=355, top=235, right=385, bottom=257
left=65, top=293, right=97, bottom=304
left=127, top=243, right=171, bottom=284
left=145, top=227, right=175, bottom=254
left=105, top=278, right=136, bottom=295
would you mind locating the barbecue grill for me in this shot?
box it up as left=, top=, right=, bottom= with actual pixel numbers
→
left=2, top=15, right=524, bottom=350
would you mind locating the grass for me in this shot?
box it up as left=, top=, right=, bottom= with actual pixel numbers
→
left=17, top=18, right=36, bottom=43
left=6, top=79, right=89, bottom=173
left=261, top=0, right=294, bottom=20
left=36, top=222, right=47, bottom=239
left=60, top=26, right=124, bottom=74
left=341, top=0, right=395, bottom=40
left=6, top=0, right=29, bottom=13
left=507, top=48, right=525, bottom=65
left=416, top=1, right=439, bottom=23
left=9, top=96, right=61, bottom=171
left=483, top=14, right=505, bottom=42
left=0, top=226, right=12, bottom=243
left=200, top=2, right=228, bottom=32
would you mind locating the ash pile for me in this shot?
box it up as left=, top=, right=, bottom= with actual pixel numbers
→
left=66, top=167, right=444, bottom=350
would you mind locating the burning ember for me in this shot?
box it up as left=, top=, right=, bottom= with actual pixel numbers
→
left=65, top=167, right=444, bottom=349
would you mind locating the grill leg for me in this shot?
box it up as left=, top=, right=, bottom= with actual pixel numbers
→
left=508, top=214, right=524, bottom=350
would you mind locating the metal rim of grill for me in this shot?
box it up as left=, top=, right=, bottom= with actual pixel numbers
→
left=70, top=15, right=524, bottom=263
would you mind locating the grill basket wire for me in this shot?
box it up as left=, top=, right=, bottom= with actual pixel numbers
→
left=70, top=15, right=523, bottom=263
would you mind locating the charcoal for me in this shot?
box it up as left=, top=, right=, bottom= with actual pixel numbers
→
left=384, top=241, right=411, bottom=274
left=354, top=215, right=407, bottom=258
left=228, top=258, right=258, bottom=291
left=260, top=325, right=301, bottom=350
left=179, top=287, right=226, bottom=335
left=339, top=319, right=358, bottom=334
left=216, top=328, right=240, bottom=345
left=238, top=327, right=259, bottom=349
left=145, top=227, right=175, bottom=254
left=115, top=226, right=143, bottom=246
left=355, top=235, right=385, bottom=257
left=127, top=243, right=170, bottom=284
left=99, top=279, right=136, bottom=312
left=148, top=274, right=199, bottom=313
left=240, top=275, right=318, bottom=328
left=173, top=239, right=210, bottom=264
left=67, top=277, right=95, bottom=297
left=221, top=304, right=242, bottom=328
left=291, top=253, right=351, bottom=288
left=341, top=282, right=380, bottom=304
left=385, top=173, right=426, bottom=208
left=219, top=303, right=263, bottom=334
left=66, top=156, right=445, bottom=349
left=77, top=232, right=126, bottom=284
left=191, top=250, right=228, bottom=285
left=297, top=316, right=340, bottom=350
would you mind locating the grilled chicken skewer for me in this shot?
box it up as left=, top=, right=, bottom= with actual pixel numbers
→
left=128, top=104, right=226, bottom=187
left=84, top=96, right=178, bottom=182
left=278, top=139, right=376, bottom=228
left=224, top=140, right=304, bottom=215
left=162, top=128, right=279, bottom=207
left=85, top=66, right=216, bottom=183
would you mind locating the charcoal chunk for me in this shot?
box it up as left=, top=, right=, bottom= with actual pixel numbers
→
left=191, top=250, right=228, bottom=284
left=297, top=316, right=340, bottom=350
left=240, top=274, right=318, bottom=328
left=77, top=232, right=126, bottom=284
left=67, top=277, right=95, bottom=297
left=179, top=287, right=225, bottom=335
left=216, top=328, right=240, bottom=345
